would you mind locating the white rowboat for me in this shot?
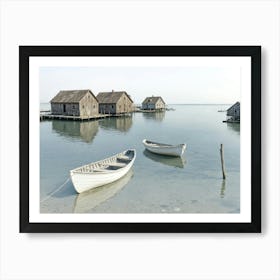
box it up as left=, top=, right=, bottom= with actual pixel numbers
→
left=142, top=139, right=186, bottom=157
left=70, top=149, right=136, bottom=193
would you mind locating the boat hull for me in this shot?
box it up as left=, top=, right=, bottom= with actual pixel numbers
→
left=143, top=140, right=186, bottom=157
left=70, top=150, right=136, bottom=193
left=74, top=169, right=133, bottom=213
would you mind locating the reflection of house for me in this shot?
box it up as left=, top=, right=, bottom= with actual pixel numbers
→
left=142, top=96, right=165, bottom=110
left=226, top=102, right=240, bottom=122
left=226, top=123, right=240, bottom=134
left=99, top=116, right=133, bottom=132
left=52, top=120, right=99, bottom=143
left=142, top=111, right=165, bottom=122
left=50, top=90, right=99, bottom=117
left=96, top=90, right=134, bottom=114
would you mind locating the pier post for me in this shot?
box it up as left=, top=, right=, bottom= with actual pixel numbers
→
left=220, top=144, right=226, bottom=179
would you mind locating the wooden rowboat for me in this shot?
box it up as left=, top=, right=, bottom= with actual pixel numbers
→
left=142, top=139, right=186, bottom=157
left=70, top=149, right=136, bottom=193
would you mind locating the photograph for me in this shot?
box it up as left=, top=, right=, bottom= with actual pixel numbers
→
left=40, top=64, right=240, bottom=214
left=20, top=46, right=261, bottom=232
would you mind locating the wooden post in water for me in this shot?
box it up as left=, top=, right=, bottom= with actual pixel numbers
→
left=220, top=144, right=226, bottom=179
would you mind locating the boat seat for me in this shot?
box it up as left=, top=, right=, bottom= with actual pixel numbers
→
left=118, top=156, right=130, bottom=159
left=117, top=155, right=131, bottom=162
left=93, top=168, right=106, bottom=172
left=109, top=162, right=126, bottom=167
left=105, top=162, right=126, bottom=170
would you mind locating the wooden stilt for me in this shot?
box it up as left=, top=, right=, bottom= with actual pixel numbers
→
left=220, top=144, right=226, bottom=179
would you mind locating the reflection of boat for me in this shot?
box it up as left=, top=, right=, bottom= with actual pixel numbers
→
left=74, top=169, right=133, bottom=213
left=52, top=120, right=99, bottom=143
left=143, top=150, right=186, bottom=168
left=70, top=149, right=136, bottom=193
left=99, top=116, right=133, bottom=132
left=143, top=139, right=186, bottom=157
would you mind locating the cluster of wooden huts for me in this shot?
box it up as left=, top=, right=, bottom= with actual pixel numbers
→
left=50, top=89, right=166, bottom=118
left=50, top=90, right=134, bottom=117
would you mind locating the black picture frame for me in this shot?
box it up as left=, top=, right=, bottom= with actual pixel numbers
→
left=20, top=46, right=261, bottom=233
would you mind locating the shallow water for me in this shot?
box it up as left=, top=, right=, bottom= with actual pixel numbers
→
left=40, top=104, right=240, bottom=213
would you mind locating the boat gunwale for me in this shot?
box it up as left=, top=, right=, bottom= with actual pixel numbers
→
left=70, top=149, right=136, bottom=174
left=143, top=139, right=186, bottom=148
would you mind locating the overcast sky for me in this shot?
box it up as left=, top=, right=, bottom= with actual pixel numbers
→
left=40, top=66, right=240, bottom=104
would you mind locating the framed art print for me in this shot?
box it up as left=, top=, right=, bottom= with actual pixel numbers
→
left=19, top=46, right=261, bottom=233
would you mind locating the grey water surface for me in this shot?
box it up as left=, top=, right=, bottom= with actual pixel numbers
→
left=40, top=104, right=240, bottom=213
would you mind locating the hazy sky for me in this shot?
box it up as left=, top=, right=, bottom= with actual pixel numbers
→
left=40, top=66, right=240, bottom=104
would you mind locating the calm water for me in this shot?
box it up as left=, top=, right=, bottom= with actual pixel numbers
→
left=40, top=105, right=240, bottom=213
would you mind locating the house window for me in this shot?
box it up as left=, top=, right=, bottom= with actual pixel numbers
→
left=112, top=105, right=114, bottom=109
left=93, top=105, right=95, bottom=108
left=82, top=105, right=85, bottom=109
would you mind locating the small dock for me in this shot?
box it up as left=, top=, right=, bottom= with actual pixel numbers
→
left=222, top=120, right=240, bottom=124
left=40, top=113, right=131, bottom=122
left=134, top=108, right=169, bottom=113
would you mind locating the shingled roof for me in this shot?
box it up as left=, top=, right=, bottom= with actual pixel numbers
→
left=227, top=101, right=240, bottom=112
left=50, top=90, right=97, bottom=103
left=142, top=96, right=165, bottom=105
left=97, top=91, right=133, bottom=104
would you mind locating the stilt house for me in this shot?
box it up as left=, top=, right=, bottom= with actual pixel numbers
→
left=141, top=96, right=165, bottom=110
left=96, top=90, right=134, bottom=114
left=50, top=90, right=99, bottom=117
left=226, top=102, right=240, bottom=122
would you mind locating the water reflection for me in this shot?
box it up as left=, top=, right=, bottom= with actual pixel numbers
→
left=99, top=116, right=133, bottom=132
left=73, top=169, right=134, bottom=213
left=142, top=111, right=165, bottom=122
left=143, top=150, right=186, bottom=168
left=52, top=120, right=99, bottom=143
left=226, top=123, right=240, bottom=135
left=220, top=180, right=226, bottom=198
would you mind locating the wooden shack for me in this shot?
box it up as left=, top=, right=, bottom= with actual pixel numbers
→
left=141, top=96, right=166, bottom=110
left=96, top=90, right=134, bottom=114
left=226, top=102, right=240, bottom=122
left=50, top=90, right=99, bottom=117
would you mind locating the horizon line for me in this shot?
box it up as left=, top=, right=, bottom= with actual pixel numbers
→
left=40, top=101, right=233, bottom=105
